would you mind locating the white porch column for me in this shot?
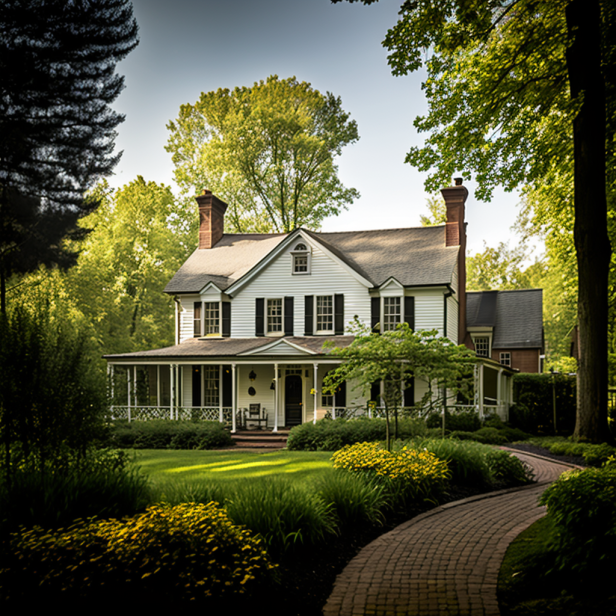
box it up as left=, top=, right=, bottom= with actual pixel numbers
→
left=218, top=365, right=223, bottom=423
left=231, top=363, right=237, bottom=433
left=273, top=363, right=279, bottom=432
left=332, top=386, right=336, bottom=420
left=127, top=367, right=132, bottom=422
left=478, top=363, right=484, bottom=419
left=108, top=364, right=114, bottom=414
left=170, top=364, right=175, bottom=420
left=497, top=368, right=503, bottom=418
left=313, top=363, right=318, bottom=424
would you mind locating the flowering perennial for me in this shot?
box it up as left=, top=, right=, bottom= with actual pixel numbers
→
left=331, top=442, right=450, bottom=507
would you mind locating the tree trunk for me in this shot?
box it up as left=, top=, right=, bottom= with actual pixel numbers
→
left=566, top=0, right=613, bottom=442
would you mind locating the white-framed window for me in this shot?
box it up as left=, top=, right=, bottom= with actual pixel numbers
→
left=499, top=352, right=511, bottom=367
left=204, top=302, right=220, bottom=335
left=203, top=365, right=220, bottom=406
left=291, top=242, right=310, bottom=274
left=267, top=298, right=283, bottom=333
left=193, top=302, right=202, bottom=337
left=316, top=295, right=333, bottom=332
left=383, top=297, right=401, bottom=331
left=474, top=336, right=490, bottom=357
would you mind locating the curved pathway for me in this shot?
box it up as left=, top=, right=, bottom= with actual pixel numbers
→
left=323, top=452, right=577, bottom=616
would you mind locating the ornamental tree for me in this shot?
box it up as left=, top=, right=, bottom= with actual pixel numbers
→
left=166, top=75, right=360, bottom=233
left=323, top=320, right=476, bottom=450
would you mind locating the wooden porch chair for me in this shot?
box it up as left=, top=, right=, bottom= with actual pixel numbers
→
left=245, top=403, right=268, bottom=430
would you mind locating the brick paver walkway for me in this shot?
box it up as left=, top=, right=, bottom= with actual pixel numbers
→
left=323, top=452, right=576, bottom=616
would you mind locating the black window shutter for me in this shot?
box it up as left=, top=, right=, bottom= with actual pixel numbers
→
left=284, top=296, right=294, bottom=336
left=335, top=380, right=347, bottom=407
left=371, top=297, right=380, bottom=332
left=222, top=301, right=231, bottom=337
left=193, top=301, right=201, bottom=337
left=304, top=295, right=314, bottom=335
left=222, top=365, right=232, bottom=407
left=370, top=381, right=381, bottom=405
left=404, top=377, right=415, bottom=408
left=334, top=294, right=344, bottom=335
left=404, top=296, right=415, bottom=330
left=255, top=298, right=264, bottom=336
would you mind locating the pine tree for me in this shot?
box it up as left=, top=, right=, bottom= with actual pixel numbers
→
left=0, top=0, right=139, bottom=311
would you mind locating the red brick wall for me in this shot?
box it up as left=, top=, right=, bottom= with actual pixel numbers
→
left=195, top=190, right=228, bottom=249
left=491, top=349, right=541, bottom=373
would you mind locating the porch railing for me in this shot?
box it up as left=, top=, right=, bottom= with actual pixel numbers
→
left=110, top=406, right=233, bottom=424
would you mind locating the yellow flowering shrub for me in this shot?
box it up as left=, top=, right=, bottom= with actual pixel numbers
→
left=331, top=442, right=450, bottom=508
left=1, top=502, right=275, bottom=603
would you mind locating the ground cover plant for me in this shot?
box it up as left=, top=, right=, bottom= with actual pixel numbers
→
left=498, top=463, right=616, bottom=615
left=108, top=419, right=234, bottom=449
left=524, top=436, right=616, bottom=467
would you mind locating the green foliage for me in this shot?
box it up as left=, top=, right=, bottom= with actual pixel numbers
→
left=530, top=437, right=616, bottom=466
left=223, top=478, right=336, bottom=555
left=483, top=449, right=535, bottom=487
left=312, top=472, right=386, bottom=530
left=286, top=417, right=427, bottom=451
left=0, top=450, right=150, bottom=534
left=331, top=441, right=451, bottom=510
left=166, top=75, right=360, bottom=233
left=0, top=306, right=108, bottom=479
left=323, top=320, right=476, bottom=449
left=107, top=420, right=234, bottom=450
left=540, top=466, right=616, bottom=577
left=510, top=373, right=577, bottom=435
left=0, top=0, right=139, bottom=311
left=0, top=502, right=275, bottom=604
left=426, top=410, right=481, bottom=432
left=419, top=194, right=447, bottom=226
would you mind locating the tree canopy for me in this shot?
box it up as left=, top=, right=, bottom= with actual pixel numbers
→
left=335, top=0, right=614, bottom=442
left=166, top=75, right=360, bottom=233
left=0, top=0, right=139, bottom=312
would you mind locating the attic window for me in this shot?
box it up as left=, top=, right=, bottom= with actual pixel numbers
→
left=291, top=242, right=310, bottom=275
left=474, top=336, right=490, bottom=358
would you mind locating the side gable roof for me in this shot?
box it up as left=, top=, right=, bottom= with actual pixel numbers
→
left=164, top=225, right=459, bottom=294
left=467, top=289, right=543, bottom=348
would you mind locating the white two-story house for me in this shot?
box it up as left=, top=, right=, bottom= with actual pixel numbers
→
left=105, top=180, right=542, bottom=429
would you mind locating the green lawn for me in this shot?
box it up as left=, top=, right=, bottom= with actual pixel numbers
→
left=131, top=449, right=334, bottom=484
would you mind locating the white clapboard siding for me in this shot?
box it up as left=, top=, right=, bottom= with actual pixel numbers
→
left=447, top=295, right=459, bottom=343
left=415, top=293, right=444, bottom=335
left=231, top=241, right=371, bottom=338
left=451, top=261, right=458, bottom=296
left=178, top=295, right=199, bottom=343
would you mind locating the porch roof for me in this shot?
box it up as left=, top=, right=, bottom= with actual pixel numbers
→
left=104, top=336, right=356, bottom=362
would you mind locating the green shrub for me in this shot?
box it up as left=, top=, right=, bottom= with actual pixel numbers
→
left=0, top=450, right=150, bottom=534
left=312, top=471, right=386, bottom=530
left=510, top=373, right=577, bottom=435
left=107, top=419, right=234, bottom=450
left=582, top=443, right=616, bottom=467
left=331, top=441, right=450, bottom=511
left=224, top=477, right=336, bottom=554
left=540, top=466, right=616, bottom=577
left=286, top=417, right=426, bottom=451
left=0, top=502, right=275, bottom=604
left=426, top=410, right=481, bottom=432
left=473, top=427, right=509, bottom=445
left=484, top=449, right=534, bottom=487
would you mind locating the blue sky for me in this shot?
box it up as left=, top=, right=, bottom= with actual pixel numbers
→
left=110, top=0, right=525, bottom=255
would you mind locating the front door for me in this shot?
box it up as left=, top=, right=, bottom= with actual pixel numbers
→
left=285, top=374, right=303, bottom=426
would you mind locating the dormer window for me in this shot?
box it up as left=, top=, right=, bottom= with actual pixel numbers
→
left=291, top=242, right=310, bottom=274
left=474, top=336, right=490, bottom=357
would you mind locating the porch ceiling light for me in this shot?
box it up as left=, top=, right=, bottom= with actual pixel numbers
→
left=249, top=370, right=257, bottom=381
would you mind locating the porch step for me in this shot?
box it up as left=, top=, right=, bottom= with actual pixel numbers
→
left=231, top=429, right=290, bottom=450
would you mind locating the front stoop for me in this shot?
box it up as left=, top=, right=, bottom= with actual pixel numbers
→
left=231, top=429, right=290, bottom=450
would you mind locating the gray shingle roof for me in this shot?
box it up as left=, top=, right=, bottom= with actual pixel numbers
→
left=467, top=289, right=543, bottom=348
left=164, top=225, right=459, bottom=294
left=104, top=336, right=355, bottom=361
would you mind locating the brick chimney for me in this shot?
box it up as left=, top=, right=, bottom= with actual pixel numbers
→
left=441, top=178, right=468, bottom=344
left=196, top=190, right=228, bottom=249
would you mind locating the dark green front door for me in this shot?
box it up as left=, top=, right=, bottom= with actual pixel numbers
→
left=285, top=374, right=303, bottom=426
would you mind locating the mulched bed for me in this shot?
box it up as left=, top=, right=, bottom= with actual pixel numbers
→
left=504, top=442, right=587, bottom=468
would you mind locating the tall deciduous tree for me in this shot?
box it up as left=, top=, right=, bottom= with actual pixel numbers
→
left=166, top=75, right=360, bottom=233
left=70, top=177, right=189, bottom=354
left=0, top=0, right=139, bottom=312
left=335, top=0, right=614, bottom=442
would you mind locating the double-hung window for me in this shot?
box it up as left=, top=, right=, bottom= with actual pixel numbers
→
left=474, top=336, right=490, bottom=357
left=267, top=299, right=283, bottom=334
left=291, top=243, right=310, bottom=274
left=316, top=295, right=333, bottom=332
left=204, top=302, right=220, bottom=335
left=499, top=352, right=511, bottom=367
left=383, top=297, right=401, bottom=331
